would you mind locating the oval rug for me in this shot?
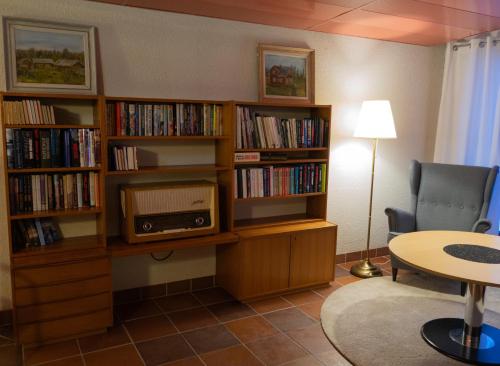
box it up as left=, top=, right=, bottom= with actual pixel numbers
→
left=320, top=274, right=500, bottom=366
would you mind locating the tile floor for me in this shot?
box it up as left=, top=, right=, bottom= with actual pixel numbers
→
left=0, top=256, right=396, bottom=366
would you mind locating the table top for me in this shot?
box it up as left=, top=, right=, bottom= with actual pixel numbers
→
left=389, top=231, right=500, bottom=287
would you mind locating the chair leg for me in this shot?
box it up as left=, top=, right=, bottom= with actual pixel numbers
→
left=392, top=267, right=398, bottom=282
left=460, top=282, right=467, bottom=297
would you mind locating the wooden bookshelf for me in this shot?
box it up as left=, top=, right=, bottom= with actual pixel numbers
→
left=106, top=164, right=230, bottom=176
left=107, top=135, right=230, bottom=141
left=234, top=158, right=327, bottom=166
left=234, top=192, right=326, bottom=202
left=3, top=124, right=100, bottom=129
left=10, top=207, right=102, bottom=220
left=8, top=167, right=101, bottom=174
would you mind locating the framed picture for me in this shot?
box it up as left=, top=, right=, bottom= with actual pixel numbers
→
left=3, top=18, right=98, bottom=94
left=258, top=44, right=315, bottom=104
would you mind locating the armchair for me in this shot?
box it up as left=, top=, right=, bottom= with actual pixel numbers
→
left=386, top=160, right=498, bottom=285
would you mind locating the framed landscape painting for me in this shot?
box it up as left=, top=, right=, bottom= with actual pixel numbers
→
left=258, top=44, right=315, bottom=104
left=3, top=18, right=97, bottom=94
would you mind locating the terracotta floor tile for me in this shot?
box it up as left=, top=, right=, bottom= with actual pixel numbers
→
left=335, top=276, right=363, bottom=286
left=41, top=356, right=84, bottom=366
left=281, top=355, right=322, bottom=365
left=335, top=265, right=351, bottom=278
left=161, top=356, right=204, bottom=365
left=264, top=308, right=316, bottom=332
left=225, top=316, right=279, bottom=343
left=200, top=345, right=262, bottom=366
left=125, top=314, right=177, bottom=342
left=84, top=344, right=143, bottom=366
left=316, top=350, right=352, bottom=365
left=79, top=325, right=130, bottom=353
left=0, top=344, right=19, bottom=366
left=116, top=299, right=161, bottom=321
left=286, top=324, right=334, bottom=354
left=193, top=287, right=234, bottom=305
left=313, top=283, right=341, bottom=298
left=247, top=297, right=293, bottom=314
left=24, top=340, right=79, bottom=366
left=155, top=293, right=201, bottom=313
left=339, top=261, right=359, bottom=271
left=207, top=301, right=256, bottom=322
left=136, top=334, right=194, bottom=366
left=246, top=334, right=307, bottom=366
left=182, top=324, right=239, bottom=354
left=371, top=256, right=390, bottom=265
left=168, top=307, right=218, bottom=332
left=298, top=301, right=323, bottom=321
left=282, top=291, right=323, bottom=306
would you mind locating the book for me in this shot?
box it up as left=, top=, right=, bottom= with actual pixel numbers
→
left=234, top=152, right=260, bottom=162
left=3, top=100, right=56, bottom=125
left=13, top=218, right=61, bottom=249
left=234, top=163, right=327, bottom=199
left=110, top=145, right=138, bottom=171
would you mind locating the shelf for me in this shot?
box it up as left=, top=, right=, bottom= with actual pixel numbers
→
left=8, top=167, right=101, bottom=174
left=234, top=159, right=327, bottom=166
left=1, top=92, right=99, bottom=100
left=108, top=232, right=239, bottom=257
left=237, top=220, right=336, bottom=239
left=106, top=164, right=230, bottom=176
left=10, top=207, right=102, bottom=220
left=12, top=235, right=106, bottom=268
left=234, top=214, right=324, bottom=230
left=3, top=124, right=99, bottom=129
left=234, top=100, right=331, bottom=108
left=235, top=148, right=328, bottom=152
left=107, top=135, right=229, bottom=141
left=235, top=192, right=326, bottom=202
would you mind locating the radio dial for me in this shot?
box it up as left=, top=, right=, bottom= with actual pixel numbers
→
left=142, top=221, right=153, bottom=232
left=194, top=217, right=205, bottom=226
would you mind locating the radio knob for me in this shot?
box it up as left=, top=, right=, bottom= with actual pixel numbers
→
left=194, top=217, right=205, bottom=226
left=142, top=221, right=153, bottom=232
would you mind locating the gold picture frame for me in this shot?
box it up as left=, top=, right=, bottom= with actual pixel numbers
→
left=258, top=44, right=315, bottom=104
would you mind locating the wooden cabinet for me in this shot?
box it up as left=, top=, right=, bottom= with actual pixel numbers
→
left=217, top=221, right=337, bottom=300
left=289, top=228, right=336, bottom=288
left=13, top=256, right=112, bottom=344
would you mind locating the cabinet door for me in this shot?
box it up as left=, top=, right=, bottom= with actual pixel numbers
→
left=290, top=228, right=336, bottom=288
left=241, top=235, right=290, bottom=298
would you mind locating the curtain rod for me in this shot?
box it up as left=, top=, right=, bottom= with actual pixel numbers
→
left=453, top=39, right=498, bottom=51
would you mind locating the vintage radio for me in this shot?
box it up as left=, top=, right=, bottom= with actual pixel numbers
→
left=120, top=181, right=219, bottom=243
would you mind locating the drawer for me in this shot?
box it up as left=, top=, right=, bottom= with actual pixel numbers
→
left=17, top=309, right=112, bottom=345
left=14, top=257, right=110, bottom=288
left=15, top=275, right=111, bottom=306
left=16, top=293, right=110, bottom=324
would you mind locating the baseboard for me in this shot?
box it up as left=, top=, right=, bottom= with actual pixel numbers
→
left=335, top=246, right=390, bottom=264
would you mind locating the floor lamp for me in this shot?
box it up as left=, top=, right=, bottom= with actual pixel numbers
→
left=350, top=100, right=397, bottom=278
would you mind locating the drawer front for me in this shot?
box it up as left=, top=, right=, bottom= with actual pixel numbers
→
left=15, top=275, right=111, bottom=307
left=14, top=257, right=109, bottom=288
left=16, top=293, right=110, bottom=324
left=17, top=309, right=112, bottom=345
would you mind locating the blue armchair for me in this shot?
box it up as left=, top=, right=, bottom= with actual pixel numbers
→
left=386, top=160, right=498, bottom=285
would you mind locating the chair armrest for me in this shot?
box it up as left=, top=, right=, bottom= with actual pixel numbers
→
left=472, top=219, right=492, bottom=233
left=385, top=207, right=415, bottom=233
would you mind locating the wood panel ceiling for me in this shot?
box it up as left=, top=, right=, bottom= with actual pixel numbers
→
left=90, top=0, right=500, bottom=46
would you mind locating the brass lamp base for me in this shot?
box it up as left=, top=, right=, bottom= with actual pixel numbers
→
left=350, top=258, right=383, bottom=278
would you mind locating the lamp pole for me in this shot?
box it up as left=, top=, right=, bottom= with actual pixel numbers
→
left=350, top=138, right=383, bottom=278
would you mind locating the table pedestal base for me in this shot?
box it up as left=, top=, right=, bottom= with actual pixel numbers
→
left=421, top=318, right=500, bottom=365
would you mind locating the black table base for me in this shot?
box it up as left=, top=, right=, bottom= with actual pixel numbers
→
left=421, top=318, right=500, bottom=365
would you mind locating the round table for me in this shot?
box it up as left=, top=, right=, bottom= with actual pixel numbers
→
left=389, top=231, right=500, bottom=365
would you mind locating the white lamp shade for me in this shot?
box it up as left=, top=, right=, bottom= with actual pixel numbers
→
left=354, top=100, right=397, bottom=139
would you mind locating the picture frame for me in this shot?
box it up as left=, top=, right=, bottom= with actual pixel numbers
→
left=258, top=44, right=315, bottom=105
left=3, top=18, right=98, bottom=94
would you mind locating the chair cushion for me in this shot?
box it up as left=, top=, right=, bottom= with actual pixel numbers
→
left=415, top=163, right=491, bottom=231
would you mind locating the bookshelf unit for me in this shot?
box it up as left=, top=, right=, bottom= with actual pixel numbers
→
left=217, top=101, right=337, bottom=301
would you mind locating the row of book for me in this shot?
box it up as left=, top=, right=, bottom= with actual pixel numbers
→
left=6, top=128, right=101, bottom=169
left=3, top=100, right=56, bottom=125
left=111, top=145, right=138, bottom=171
left=234, top=163, right=327, bottom=199
left=106, top=102, right=223, bottom=137
left=9, top=172, right=100, bottom=214
left=236, top=106, right=328, bottom=149
left=12, top=218, right=62, bottom=249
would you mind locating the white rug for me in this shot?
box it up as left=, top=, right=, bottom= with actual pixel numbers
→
left=320, top=274, right=500, bottom=366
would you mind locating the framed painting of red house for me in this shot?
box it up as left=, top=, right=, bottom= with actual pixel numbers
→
left=258, top=44, right=315, bottom=104
left=3, top=18, right=98, bottom=94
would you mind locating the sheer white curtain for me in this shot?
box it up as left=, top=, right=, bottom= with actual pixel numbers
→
left=434, top=31, right=500, bottom=232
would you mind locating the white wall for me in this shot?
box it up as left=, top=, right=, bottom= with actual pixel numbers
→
left=0, top=0, right=444, bottom=310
